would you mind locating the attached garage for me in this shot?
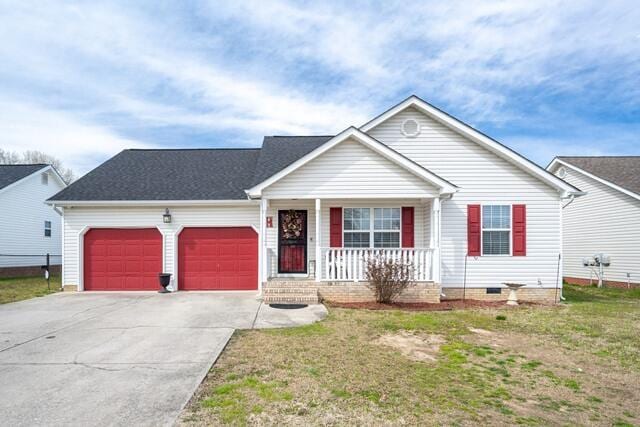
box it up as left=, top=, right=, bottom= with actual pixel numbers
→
left=83, top=228, right=163, bottom=291
left=178, top=227, right=258, bottom=290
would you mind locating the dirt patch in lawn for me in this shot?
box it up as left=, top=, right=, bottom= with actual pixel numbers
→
left=327, top=299, right=535, bottom=311
left=375, top=331, right=444, bottom=362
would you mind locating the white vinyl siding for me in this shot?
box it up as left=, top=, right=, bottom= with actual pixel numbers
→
left=552, top=165, right=640, bottom=284
left=0, top=170, right=65, bottom=268
left=262, top=138, right=438, bottom=198
left=369, top=107, right=562, bottom=289
left=62, top=205, right=260, bottom=289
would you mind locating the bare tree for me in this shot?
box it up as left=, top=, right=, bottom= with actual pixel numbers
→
left=0, top=149, right=75, bottom=183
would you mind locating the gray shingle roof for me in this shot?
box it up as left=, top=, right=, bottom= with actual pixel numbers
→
left=48, top=136, right=335, bottom=201
left=251, top=136, right=333, bottom=186
left=558, top=156, right=640, bottom=196
left=49, top=149, right=261, bottom=201
left=0, top=164, right=48, bottom=190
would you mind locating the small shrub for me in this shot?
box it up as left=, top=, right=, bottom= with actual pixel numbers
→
left=365, top=253, right=415, bottom=303
left=496, top=315, right=507, bottom=321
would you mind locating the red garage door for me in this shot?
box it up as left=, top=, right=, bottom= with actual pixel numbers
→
left=84, top=228, right=162, bottom=291
left=178, top=227, right=258, bottom=290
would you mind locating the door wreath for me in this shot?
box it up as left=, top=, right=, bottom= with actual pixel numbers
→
left=281, top=210, right=303, bottom=239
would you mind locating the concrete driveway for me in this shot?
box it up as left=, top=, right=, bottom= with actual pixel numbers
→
left=0, top=292, right=326, bottom=427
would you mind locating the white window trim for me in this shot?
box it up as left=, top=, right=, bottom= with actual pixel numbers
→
left=480, top=203, right=513, bottom=257
left=342, top=207, right=403, bottom=249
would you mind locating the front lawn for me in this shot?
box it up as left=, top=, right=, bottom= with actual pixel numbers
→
left=0, top=275, right=61, bottom=304
left=181, top=285, right=640, bottom=426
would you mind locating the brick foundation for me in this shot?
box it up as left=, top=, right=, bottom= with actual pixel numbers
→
left=0, top=265, right=61, bottom=279
left=317, top=282, right=440, bottom=303
left=564, top=276, right=639, bottom=289
left=441, top=287, right=560, bottom=303
left=63, top=284, right=78, bottom=292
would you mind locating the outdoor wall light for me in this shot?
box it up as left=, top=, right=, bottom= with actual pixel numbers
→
left=162, top=208, right=172, bottom=223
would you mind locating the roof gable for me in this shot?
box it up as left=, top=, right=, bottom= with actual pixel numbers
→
left=262, top=137, right=440, bottom=198
left=0, top=164, right=48, bottom=191
left=549, top=157, right=640, bottom=201
left=246, top=127, right=457, bottom=198
left=361, top=95, right=580, bottom=196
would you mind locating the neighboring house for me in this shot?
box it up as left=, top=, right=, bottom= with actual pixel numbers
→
left=547, top=156, right=640, bottom=287
left=47, top=96, right=581, bottom=303
left=0, top=164, right=67, bottom=277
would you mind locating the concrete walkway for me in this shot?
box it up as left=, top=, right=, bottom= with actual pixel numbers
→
left=0, top=292, right=326, bottom=427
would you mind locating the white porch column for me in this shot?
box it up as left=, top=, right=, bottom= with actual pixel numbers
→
left=258, top=198, right=269, bottom=292
left=315, top=198, right=321, bottom=282
left=431, top=197, right=441, bottom=284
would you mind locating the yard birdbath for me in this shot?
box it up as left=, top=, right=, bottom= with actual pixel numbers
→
left=158, top=273, right=172, bottom=293
left=503, top=283, right=526, bottom=306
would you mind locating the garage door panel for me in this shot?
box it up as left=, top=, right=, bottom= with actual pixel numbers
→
left=84, top=229, right=162, bottom=291
left=178, top=227, right=257, bottom=291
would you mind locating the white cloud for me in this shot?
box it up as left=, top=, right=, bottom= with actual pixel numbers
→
left=0, top=0, right=637, bottom=174
left=0, top=99, right=148, bottom=174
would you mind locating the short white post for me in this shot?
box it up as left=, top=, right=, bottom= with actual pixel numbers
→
left=431, top=197, right=441, bottom=283
left=259, top=198, right=268, bottom=292
left=315, top=198, right=321, bottom=282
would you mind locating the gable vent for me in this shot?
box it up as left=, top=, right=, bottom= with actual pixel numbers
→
left=401, top=118, right=420, bottom=137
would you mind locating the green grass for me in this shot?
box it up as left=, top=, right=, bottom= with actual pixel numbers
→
left=181, top=285, right=640, bottom=426
left=0, top=275, right=60, bottom=304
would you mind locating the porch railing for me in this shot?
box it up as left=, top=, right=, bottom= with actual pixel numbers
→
left=321, top=248, right=434, bottom=282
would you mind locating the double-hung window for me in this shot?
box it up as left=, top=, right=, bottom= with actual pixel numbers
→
left=373, top=208, right=400, bottom=248
left=482, top=205, right=510, bottom=255
left=343, top=208, right=370, bottom=248
left=343, top=207, right=401, bottom=248
left=44, top=220, right=52, bottom=237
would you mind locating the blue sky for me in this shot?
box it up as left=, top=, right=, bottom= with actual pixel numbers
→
left=0, top=0, right=638, bottom=174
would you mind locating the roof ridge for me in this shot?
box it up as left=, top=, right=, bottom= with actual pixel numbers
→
left=126, top=148, right=260, bottom=151
left=0, top=163, right=49, bottom=166
left=266, top=135, right=334, bottom=138
left=560, top=155, right=640, bottom=158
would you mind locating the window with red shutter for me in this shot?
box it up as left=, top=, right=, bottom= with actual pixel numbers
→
left=512, top=205, right=526, bottom=256
left=329, top=207, right=342, bottom=247
left=401, top=207, right=414, bottom=248
left=467, top=204, right=481, bottom=256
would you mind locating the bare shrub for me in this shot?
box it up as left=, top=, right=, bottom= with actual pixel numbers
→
left=365, top=253, right=415, bottom=303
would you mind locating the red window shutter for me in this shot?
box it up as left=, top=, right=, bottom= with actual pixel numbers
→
left=512, top=204, right=526, bottom=256
left=467, top=204, right=481, bottom=256
left=329, top=207, right=342, bottom=247
left=401, top=207, right=414, bottom=248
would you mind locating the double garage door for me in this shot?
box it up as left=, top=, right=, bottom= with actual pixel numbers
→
left=83, top=227, right=257, bottom=291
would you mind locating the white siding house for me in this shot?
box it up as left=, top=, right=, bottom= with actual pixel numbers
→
left=48, top=96, right=581, bottom=302
left=0, top=165, right=67, bottom=276
left=547, top=157, right=640, bottom=287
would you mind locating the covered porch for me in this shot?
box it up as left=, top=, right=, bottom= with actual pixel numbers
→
left=258, top=197, right=443, bottom=286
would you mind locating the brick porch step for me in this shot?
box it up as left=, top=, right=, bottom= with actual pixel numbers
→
left=263, top=282, right=320, bottom=304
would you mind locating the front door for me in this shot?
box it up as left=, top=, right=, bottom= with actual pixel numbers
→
left=278, top=210, right=307, bottom=274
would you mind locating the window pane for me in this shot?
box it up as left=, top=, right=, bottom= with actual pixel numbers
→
left=45, top=221, right=51, bottom=228
left=344, top=232, right=370, bottom=248
left=374, top=208, right=400, bottom=230
left=482, top=231, right=510, bottom=255
left=483, top=205, right=510, bottom=229
left=373, top=232, right=400, bottom=248
left=344, top=208, right=370, bottom=231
